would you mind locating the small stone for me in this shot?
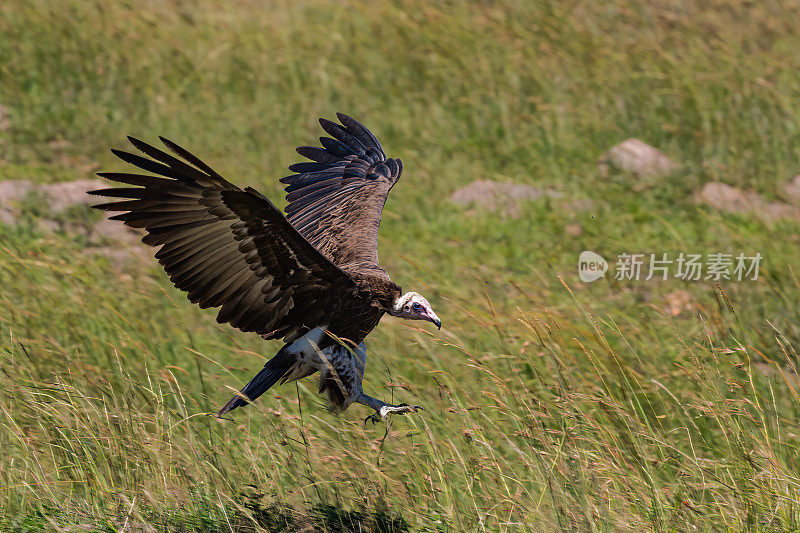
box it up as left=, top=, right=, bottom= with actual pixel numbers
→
left=599, top=138, right=676, bottom=178
left=697, top=182, right=799, bottom=222
left=0, top=104, right=8, bottom=132
left=783, top=175, right=800, bottom=203
left=664, top=290, right=695, bottom=317
left=48, top=139, right=71, bottom=150
left=563, top=199, right=595, bottom=212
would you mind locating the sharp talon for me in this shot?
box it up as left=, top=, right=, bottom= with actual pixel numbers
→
left=363, top=402, right=423, bottom=425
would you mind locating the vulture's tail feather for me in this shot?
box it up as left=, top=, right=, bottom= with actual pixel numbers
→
left=217, top=349, right=293, bottom=417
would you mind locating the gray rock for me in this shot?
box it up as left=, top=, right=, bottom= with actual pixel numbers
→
left=0, top=179, right=107, bottom=226
left=40, top=179, right=106, bottom=212
left=89, top=218, right=142, bottom=245
left=451, top=180, right=549, bottom=206
left=562, top=198, right=596, bottom=212
left=783, top=175, right=800, bottom=203
left=0, top=180, right=34, bottom=226
left=82, top=246, right=151, bottom=270
left=664, top=290, right=696, bottom=317
left=0, top=209, right=14, bottom=226
left=697, top=182, right=800, bottom=221
left=35, top=218, right=62, bottom=233
left=599, top=138, right=676, bottom=178
left=0, top=178, right=142, bottom=248
left=0, top=104, right=8, bottom=132
left=0, top=179, right=34, bottom=205
left=450, top=180, right=564, bottom=217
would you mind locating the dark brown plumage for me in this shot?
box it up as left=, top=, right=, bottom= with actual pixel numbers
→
left=90, top=114, right=439, bottom=422
left=283, top=114, right=402, bottom=270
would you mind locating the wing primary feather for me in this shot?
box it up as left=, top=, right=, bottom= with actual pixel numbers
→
left=296, top=146, right=341, bottom=164
left=288, top=162, right=336, bottom=173
left=96, top=172, right=176, bottom=188
left=158, top=136, right=230, bottom=184
left=110, top=149, right=193, bottom=183
left=336, top=113, right=385, bottom=156
left=319, top=118, right=367, bottom=154
left=283, top=175, right=341, bottom=194
left=319, top=136, right=354, bottom=157
left=279, top=168, right=345, bottom=185
left=127, top=136, right=213, bottom=182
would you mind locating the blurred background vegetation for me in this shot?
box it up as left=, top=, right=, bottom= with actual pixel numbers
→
left=2, top=0, right=800, bottom=531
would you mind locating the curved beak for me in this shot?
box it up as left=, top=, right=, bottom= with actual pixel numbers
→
left=430, top=314, right=442, bottom=330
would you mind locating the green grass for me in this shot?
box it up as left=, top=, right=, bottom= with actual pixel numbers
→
left=2, top=0, right=800, bottom=530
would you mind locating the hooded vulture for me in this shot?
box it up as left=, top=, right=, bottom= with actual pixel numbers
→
left=90, top=113, right=440, bottom=423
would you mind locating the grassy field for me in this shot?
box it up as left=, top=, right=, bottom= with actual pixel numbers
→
left=3, top=0, right=800, bottom=530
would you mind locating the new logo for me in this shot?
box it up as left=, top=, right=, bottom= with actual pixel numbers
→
left=578, top=251, right=607, bottom=282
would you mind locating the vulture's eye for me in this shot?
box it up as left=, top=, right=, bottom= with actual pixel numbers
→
left=412, top=302, right=421, bottom=312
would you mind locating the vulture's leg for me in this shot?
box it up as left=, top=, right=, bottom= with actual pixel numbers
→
left=337, top=342, right=422, bottom=424
left=356, top=393, right=423, bottom=425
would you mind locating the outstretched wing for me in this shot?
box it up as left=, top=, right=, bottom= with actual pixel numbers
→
left=281, top=113, right=403, bottom=270
left=89, top=137, right=356, bottom=343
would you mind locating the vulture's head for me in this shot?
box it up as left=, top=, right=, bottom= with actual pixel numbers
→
left=390, top=292, right=441, bottom=330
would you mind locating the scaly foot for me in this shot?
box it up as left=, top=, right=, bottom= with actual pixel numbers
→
left=364, top=403, right=423, bottom=425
